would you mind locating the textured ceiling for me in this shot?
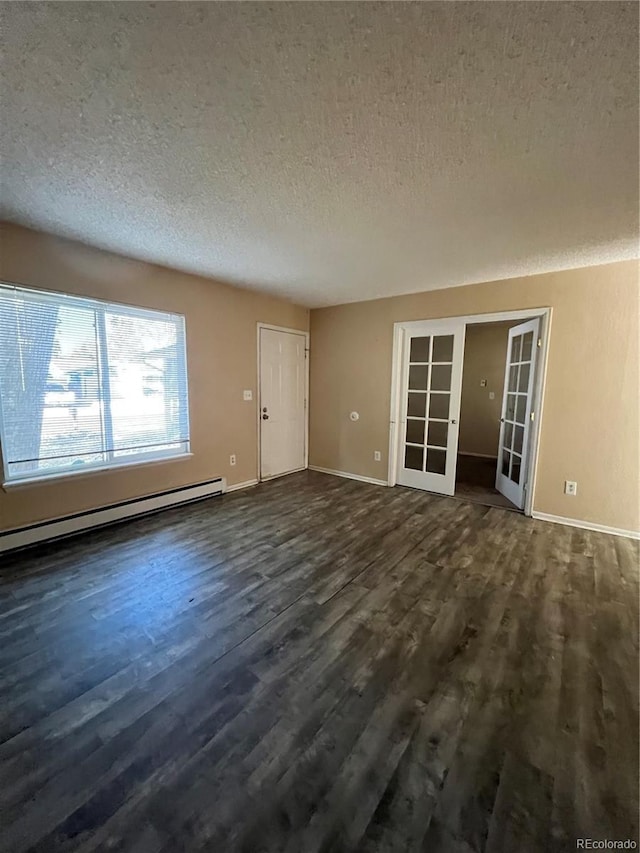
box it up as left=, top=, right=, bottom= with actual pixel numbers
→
left=1, top=2, right=638, bottom=307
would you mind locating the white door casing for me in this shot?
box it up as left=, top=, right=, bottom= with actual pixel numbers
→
left=395, top=321, right=466, bottom=496
left=259, top=326, right=307, bottom=480
left=495, top=318, right=540, bottom=508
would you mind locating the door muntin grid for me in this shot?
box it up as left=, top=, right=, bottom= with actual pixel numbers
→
left=404, top=334, right=454, bottom=476
left=500, top=329, right=534, bottom=486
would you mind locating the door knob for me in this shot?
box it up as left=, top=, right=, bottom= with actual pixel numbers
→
left=262, top=413, right=269, bottom=420
left=450, top=419, right=457, bottom=425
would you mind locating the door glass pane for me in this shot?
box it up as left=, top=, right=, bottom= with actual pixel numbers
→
left=432, top=335, right=454, bottom=363
left=410, top=337, right=430, bottom=363
left=501, top=449, right=510, bottom=477
left=504, top=421, right=513, bottom=449
left=508, top=365, right=518, bottom=392
left=406, top=419, right=425, bottom=444
left=427, top=421, right=448, bottom=447
left=511, top=454, right=521, bottom=484
left=426, top=448, right=446, bottom=474
left=513, top=424, right=524, bottom=455
left=429, top=393, right=449, bottom=419
left=516, top=395, right=527, bottom=424
left=430, top=364, right=451, bottom=391
left=506, top=394, right=517, bottom=420
left=518, top=362, right=530, bottom=392
left=511, top=335, right=522, bottom=362
left=405, top=445, right=423, bottom=471
left=409, top=365, right=429, bottom=390
left=407, top=392, right=427, bottom=418
left=521, top=332, right=533, bottom=361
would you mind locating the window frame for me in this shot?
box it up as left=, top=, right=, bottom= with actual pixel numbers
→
left=0, top=282, right=191, bottom=487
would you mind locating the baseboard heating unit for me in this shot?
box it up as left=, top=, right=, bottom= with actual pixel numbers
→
left=0, top=477, right=224, bottom=555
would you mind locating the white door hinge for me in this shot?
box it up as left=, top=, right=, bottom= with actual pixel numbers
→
left=537, top=337, right=542, bottom=348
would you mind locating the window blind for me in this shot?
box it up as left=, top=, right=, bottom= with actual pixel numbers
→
left=0, top=283, right=190, bottom=483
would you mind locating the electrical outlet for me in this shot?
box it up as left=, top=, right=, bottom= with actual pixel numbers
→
left=230, top=454, right=236, bottom=466
left=489, top=391, right=495, bottom=400
left=564, top=480, right=577, bottom=496
left=374, top=450, right=381, bottom=462
left=243, top=390, right=253, bottom=401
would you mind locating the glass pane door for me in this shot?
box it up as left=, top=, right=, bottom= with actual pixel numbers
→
left=495, top=318, right=540, bottom=508
left=397, top=323, right=465, bottom=496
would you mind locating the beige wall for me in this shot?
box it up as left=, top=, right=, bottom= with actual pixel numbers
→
left=309, top=260, right=640, bottom=533
left=458, top=322, right=511, bottom=458
left=0, top=223, right=309, bottom=531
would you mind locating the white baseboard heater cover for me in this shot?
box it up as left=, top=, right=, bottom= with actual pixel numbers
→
left=0, top=477, right=224, bottom=555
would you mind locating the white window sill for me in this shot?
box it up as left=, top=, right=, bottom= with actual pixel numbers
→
left=2, top=452, right=194, bottom=490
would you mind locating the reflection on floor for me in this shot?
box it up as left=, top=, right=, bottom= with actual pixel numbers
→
left=2, top=470, right=638, bottom=850
left=455, top=453, right=520, bottom=511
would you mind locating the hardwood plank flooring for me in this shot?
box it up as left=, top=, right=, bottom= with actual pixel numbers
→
left=0, top=470, right=637, bottom=852
left=454, top=454, right=519, bottom=511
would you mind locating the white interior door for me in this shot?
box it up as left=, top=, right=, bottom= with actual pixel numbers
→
left=396, top=322, right=466, bottom=496
left=259, top=327, right=306, bottom=479
left=495, top=318, right=540, bottom=508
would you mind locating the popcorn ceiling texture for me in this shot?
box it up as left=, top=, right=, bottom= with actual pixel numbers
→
left=1, top=1, right=638, bottom=307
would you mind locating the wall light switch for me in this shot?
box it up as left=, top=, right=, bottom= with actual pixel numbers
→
left=243, top=390, right=253, bottom=401
left=480, top=379, right=487, bottom=387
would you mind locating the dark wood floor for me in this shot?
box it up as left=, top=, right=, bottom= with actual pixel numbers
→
left=455, top=454, right=519, bottom=511
left=1, top=471, right=638, bottom=853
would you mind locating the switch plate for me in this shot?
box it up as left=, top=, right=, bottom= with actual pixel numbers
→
left=374, top=451, right=381, bottom=462
left=230, top=454, right=237, bottom=466
left=480, top=379, right=487, bottom=387
left=489, top=391, right=495, bottom=400
left=564, top=480, right=577, bottom=496
left=243, top=390, right=253, bottom=401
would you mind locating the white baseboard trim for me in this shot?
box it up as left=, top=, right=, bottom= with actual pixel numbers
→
left=0, top=478, right=224, bottom=554
left=223, top=478, right=259, bottom=493
left=531, top=511, right=640, bottom=540
left=309, top=465, right=389, bottom=487
left=458, top=452, right=498, bottom=460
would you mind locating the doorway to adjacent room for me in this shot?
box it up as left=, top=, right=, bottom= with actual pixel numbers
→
left=388, top=309, right=551, bottom=515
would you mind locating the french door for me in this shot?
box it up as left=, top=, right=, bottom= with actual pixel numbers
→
left=495, top=318, right=540, bottom=508
left=396, top=321, right=466, bottom=495
left=259, top=326, right=307, bottom=480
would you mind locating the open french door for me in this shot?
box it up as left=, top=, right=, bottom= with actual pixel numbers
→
left=495, top=318, right=540, bottom=508
left=396, top=321, right=466, bottom=496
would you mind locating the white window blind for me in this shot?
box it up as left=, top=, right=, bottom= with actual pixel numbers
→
left=0, top=284, right=190, bottom=483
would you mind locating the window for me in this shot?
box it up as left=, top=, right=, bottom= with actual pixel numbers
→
left=0, top=284, right=190, bottom=484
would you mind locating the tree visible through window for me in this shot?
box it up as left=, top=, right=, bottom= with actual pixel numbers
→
left=0, top=285, right=190, bottom=482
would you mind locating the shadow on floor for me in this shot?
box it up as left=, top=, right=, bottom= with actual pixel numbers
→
left=455, top=453, right=520, bottom=511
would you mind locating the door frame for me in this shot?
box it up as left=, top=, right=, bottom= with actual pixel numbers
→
left=256, top=323, right=309, bottom=482
left=388, top=308, right=552, bottom=517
